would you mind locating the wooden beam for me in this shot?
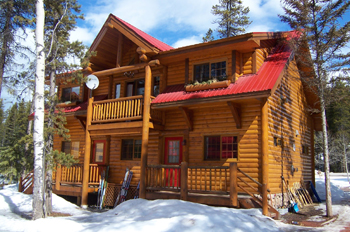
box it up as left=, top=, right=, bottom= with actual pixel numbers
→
left=81, top=97, right=93, bottom=207
left=232, top=50, right=236, bottom=80
left=252, top=49, right=257, bottom=74
left=137, top=47, right=147, bottom=55
left=261, top=99, right=269, bottom=188
left=74, top=116, right=86, bottom=131
left=90, top=27, right=108, bottom=51
left=92, top=60, right=160, bottom=77
left=116, top=33, right=123, bottom=67
left=140, top=65, right=152, bottom=199
left=179, top=107, right=193, bottom=131
left=185, top=58, right=189, bottom=84
left=88, top=121, right=143, bottom=131
left=227, top=102, right=241, bottom=129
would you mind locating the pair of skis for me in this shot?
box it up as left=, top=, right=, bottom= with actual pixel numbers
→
left=97, top=166, right=109, bottom=209
left=114, top=168, right=133, bottom=208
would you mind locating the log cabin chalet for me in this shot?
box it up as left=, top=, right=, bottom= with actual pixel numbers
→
left=35, top=14, right=321, bottom=215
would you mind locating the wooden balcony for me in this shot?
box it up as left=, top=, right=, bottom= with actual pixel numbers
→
left=88, top=95, right=163, bottom=133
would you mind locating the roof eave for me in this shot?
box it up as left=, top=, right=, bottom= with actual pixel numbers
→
left=151, top=91, right=271, bottom=109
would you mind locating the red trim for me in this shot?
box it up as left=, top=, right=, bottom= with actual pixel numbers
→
left=92, top=140, right=106, bottom=164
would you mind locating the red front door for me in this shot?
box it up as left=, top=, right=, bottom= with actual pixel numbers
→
left=164, top=137, right=183, bottom=187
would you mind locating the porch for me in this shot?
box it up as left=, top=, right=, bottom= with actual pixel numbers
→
left=145, top=162, right=280, bottom=218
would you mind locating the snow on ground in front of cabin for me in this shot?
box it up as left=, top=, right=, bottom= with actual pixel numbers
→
left=1, top=172, right=350, bottom=232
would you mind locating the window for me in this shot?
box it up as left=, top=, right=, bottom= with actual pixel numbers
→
left=204, top=135, right=238, bottom=160
left=93, top=140, right=106, bottom=164
left=115, top=83, right=121, bottom=99
left=61, top=86, right=80, bottom=102
left=153, top=76, right=160, bottom=97
left=61, top=141, right=80, bottom=158
left=302, top=145, right=309, bottom=154
left=121, top=139, right=142, bottom=160
left=194, top=61, right=226, bottom=82
left=126, top=79, right=145, bottom=97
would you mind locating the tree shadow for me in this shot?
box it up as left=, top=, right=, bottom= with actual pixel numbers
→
left=0, top=192, right=32, bottom=220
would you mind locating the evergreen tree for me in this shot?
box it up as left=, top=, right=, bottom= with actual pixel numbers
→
left=43, top=0, right=85, bottom=216
left=0, top=101, right=32, bottom=182
left=211, top=0, right=251, bottom=39
left=279, top=0, right=350, bottom=217
left=202, top=28, right=215, bottom=42
left=0, top=0, right=34, bottom=97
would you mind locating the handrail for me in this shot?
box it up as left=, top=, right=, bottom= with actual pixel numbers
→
left=188, top=166, right=228, bottom=193
left=237, top=167, right=270, bottom=193
left=146, top=165, right=181, bottom=191
left=92, top=95, right=143, bottom=105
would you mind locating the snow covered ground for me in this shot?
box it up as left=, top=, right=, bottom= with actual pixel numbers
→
left=0, top=172, right=349, bottom=232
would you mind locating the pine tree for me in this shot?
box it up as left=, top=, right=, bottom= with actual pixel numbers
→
left=43, top=0, right=85, bottom=216
left=202, top=28, right=215, bottom=42
left=279, top=0, right=350, bottom=217
left=211, top=0, right=251, bottom=39
left=0, top=0, right=34, bottom=97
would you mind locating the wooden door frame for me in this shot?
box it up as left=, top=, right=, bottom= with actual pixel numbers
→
left=164, top=136, right=183, bottom=165
left=92, top=140, right=107, bottom=164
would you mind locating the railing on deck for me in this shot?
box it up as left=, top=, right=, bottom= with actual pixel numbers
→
left=188, top=166, right=229, bottom=194
left=145, top=162, right=277, bottom=218
left=55, top=164, right=107, bottom=189
left=146, top=165, right=181, bottom=191
left=92, top=96, right=143, bottom=123
left=18, top=170, right=34, bottom=194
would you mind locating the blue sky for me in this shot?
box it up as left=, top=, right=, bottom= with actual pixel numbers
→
left=72, top=0, right=291, bottom=48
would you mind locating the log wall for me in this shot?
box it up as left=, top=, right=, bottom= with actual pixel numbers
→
left=267, top=59, right=313, bottom=193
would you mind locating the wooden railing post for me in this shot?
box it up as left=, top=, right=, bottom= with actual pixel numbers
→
left=55, top=165, right=61, bottom=191
left=181, top=162, right=188, bottom=201
left=262, top=183, right=268, bottom=216
left=140, top=65, right=152, bottom=199
left=18, top=177, right=23, bottom=192
left=81, top=97, right=93, bottom=207
left=230, top=162, right=238, bottom=207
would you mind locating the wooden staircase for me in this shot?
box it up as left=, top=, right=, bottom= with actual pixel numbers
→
left=18, top=170, right=34, bottom=194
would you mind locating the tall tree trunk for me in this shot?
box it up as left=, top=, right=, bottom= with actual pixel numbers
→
left=320, top=93, right=333, bottom=217
left=0, top=1, right=12, bottom=98
left=45, top=69, right=56, bottom=216
left=32, top=0, right=45, bottom=220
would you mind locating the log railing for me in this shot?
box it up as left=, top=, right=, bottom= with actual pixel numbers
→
left=55, top=164, right=107, bottom=189
left=188, top=166, right=229, bottom=194
left=146, top=164, right=181, bottom=191
left=92, top=95, right=144, bottom=123
left=146, top=162, right=276, bottom=217
left=91, top=95, right=163, bottom=124
left=18, top=170, right=34, bottom=194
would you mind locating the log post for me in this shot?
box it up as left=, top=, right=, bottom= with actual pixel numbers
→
left=230, top=162, right=238, bottom=207
left=262, top=183, right=268, bottom=216
left=81, top=97, right=94, bottom=207
left=311, top=119, right=315, bottom=186
left=261, top=100, right=269, bottom=188
left=180, top=162, right=188, bottom=201
left=55, top=165, right=61, bottom=191
left=18, top=177, right=23, bottom=192
left=140, top=66, right=152, bottom=199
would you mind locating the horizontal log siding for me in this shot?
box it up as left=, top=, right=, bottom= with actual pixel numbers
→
left=267, top=59, right=312, bottom=193
left=167, top=61, right=185, bottom=86
left=121, top=42, right=138, bottom=67
left=162, top=101, right=262, bottom=192
left=107, top=132, right=160, bottom=185
left=92, top=74, right=110, bottom=96
left=53, top=117, right=86, bottom=164
left=242, top=52, right=253, bottom=75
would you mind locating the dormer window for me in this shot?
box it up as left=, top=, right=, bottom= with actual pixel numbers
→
left=61, top=86, right=80, bottom=102
left=194, top=61, right=226, bottom=82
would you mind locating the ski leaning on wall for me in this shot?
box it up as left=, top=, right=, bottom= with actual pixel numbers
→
left=114, top=168, right=133, bottom=208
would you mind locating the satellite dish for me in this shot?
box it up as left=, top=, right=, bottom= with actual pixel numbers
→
left=86, top=74, right=99, bottom=90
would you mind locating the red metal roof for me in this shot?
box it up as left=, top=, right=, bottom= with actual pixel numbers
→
left=113, top=15, right=173, bottom=52
left=151, top=45, right=292, bottom=105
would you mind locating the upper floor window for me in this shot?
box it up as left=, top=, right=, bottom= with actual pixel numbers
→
left=115, top=83, right=121, bottom=99
left=121, top=139, right=142, bottom=160
left=126, top=79, right=145, bottom=97
left=194, top=61, right=227, bottom=83
left=153, top=76, right=160, bottom=97
left=61, top=86, right=80, bottom=102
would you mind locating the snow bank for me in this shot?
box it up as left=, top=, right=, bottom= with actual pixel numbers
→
left=316, top=172, right=350, bottom=204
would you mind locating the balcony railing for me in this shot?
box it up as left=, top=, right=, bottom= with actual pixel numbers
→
left=90, top=95, right=163, bottom=124
left=92, top=95, right=144, bottom=123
